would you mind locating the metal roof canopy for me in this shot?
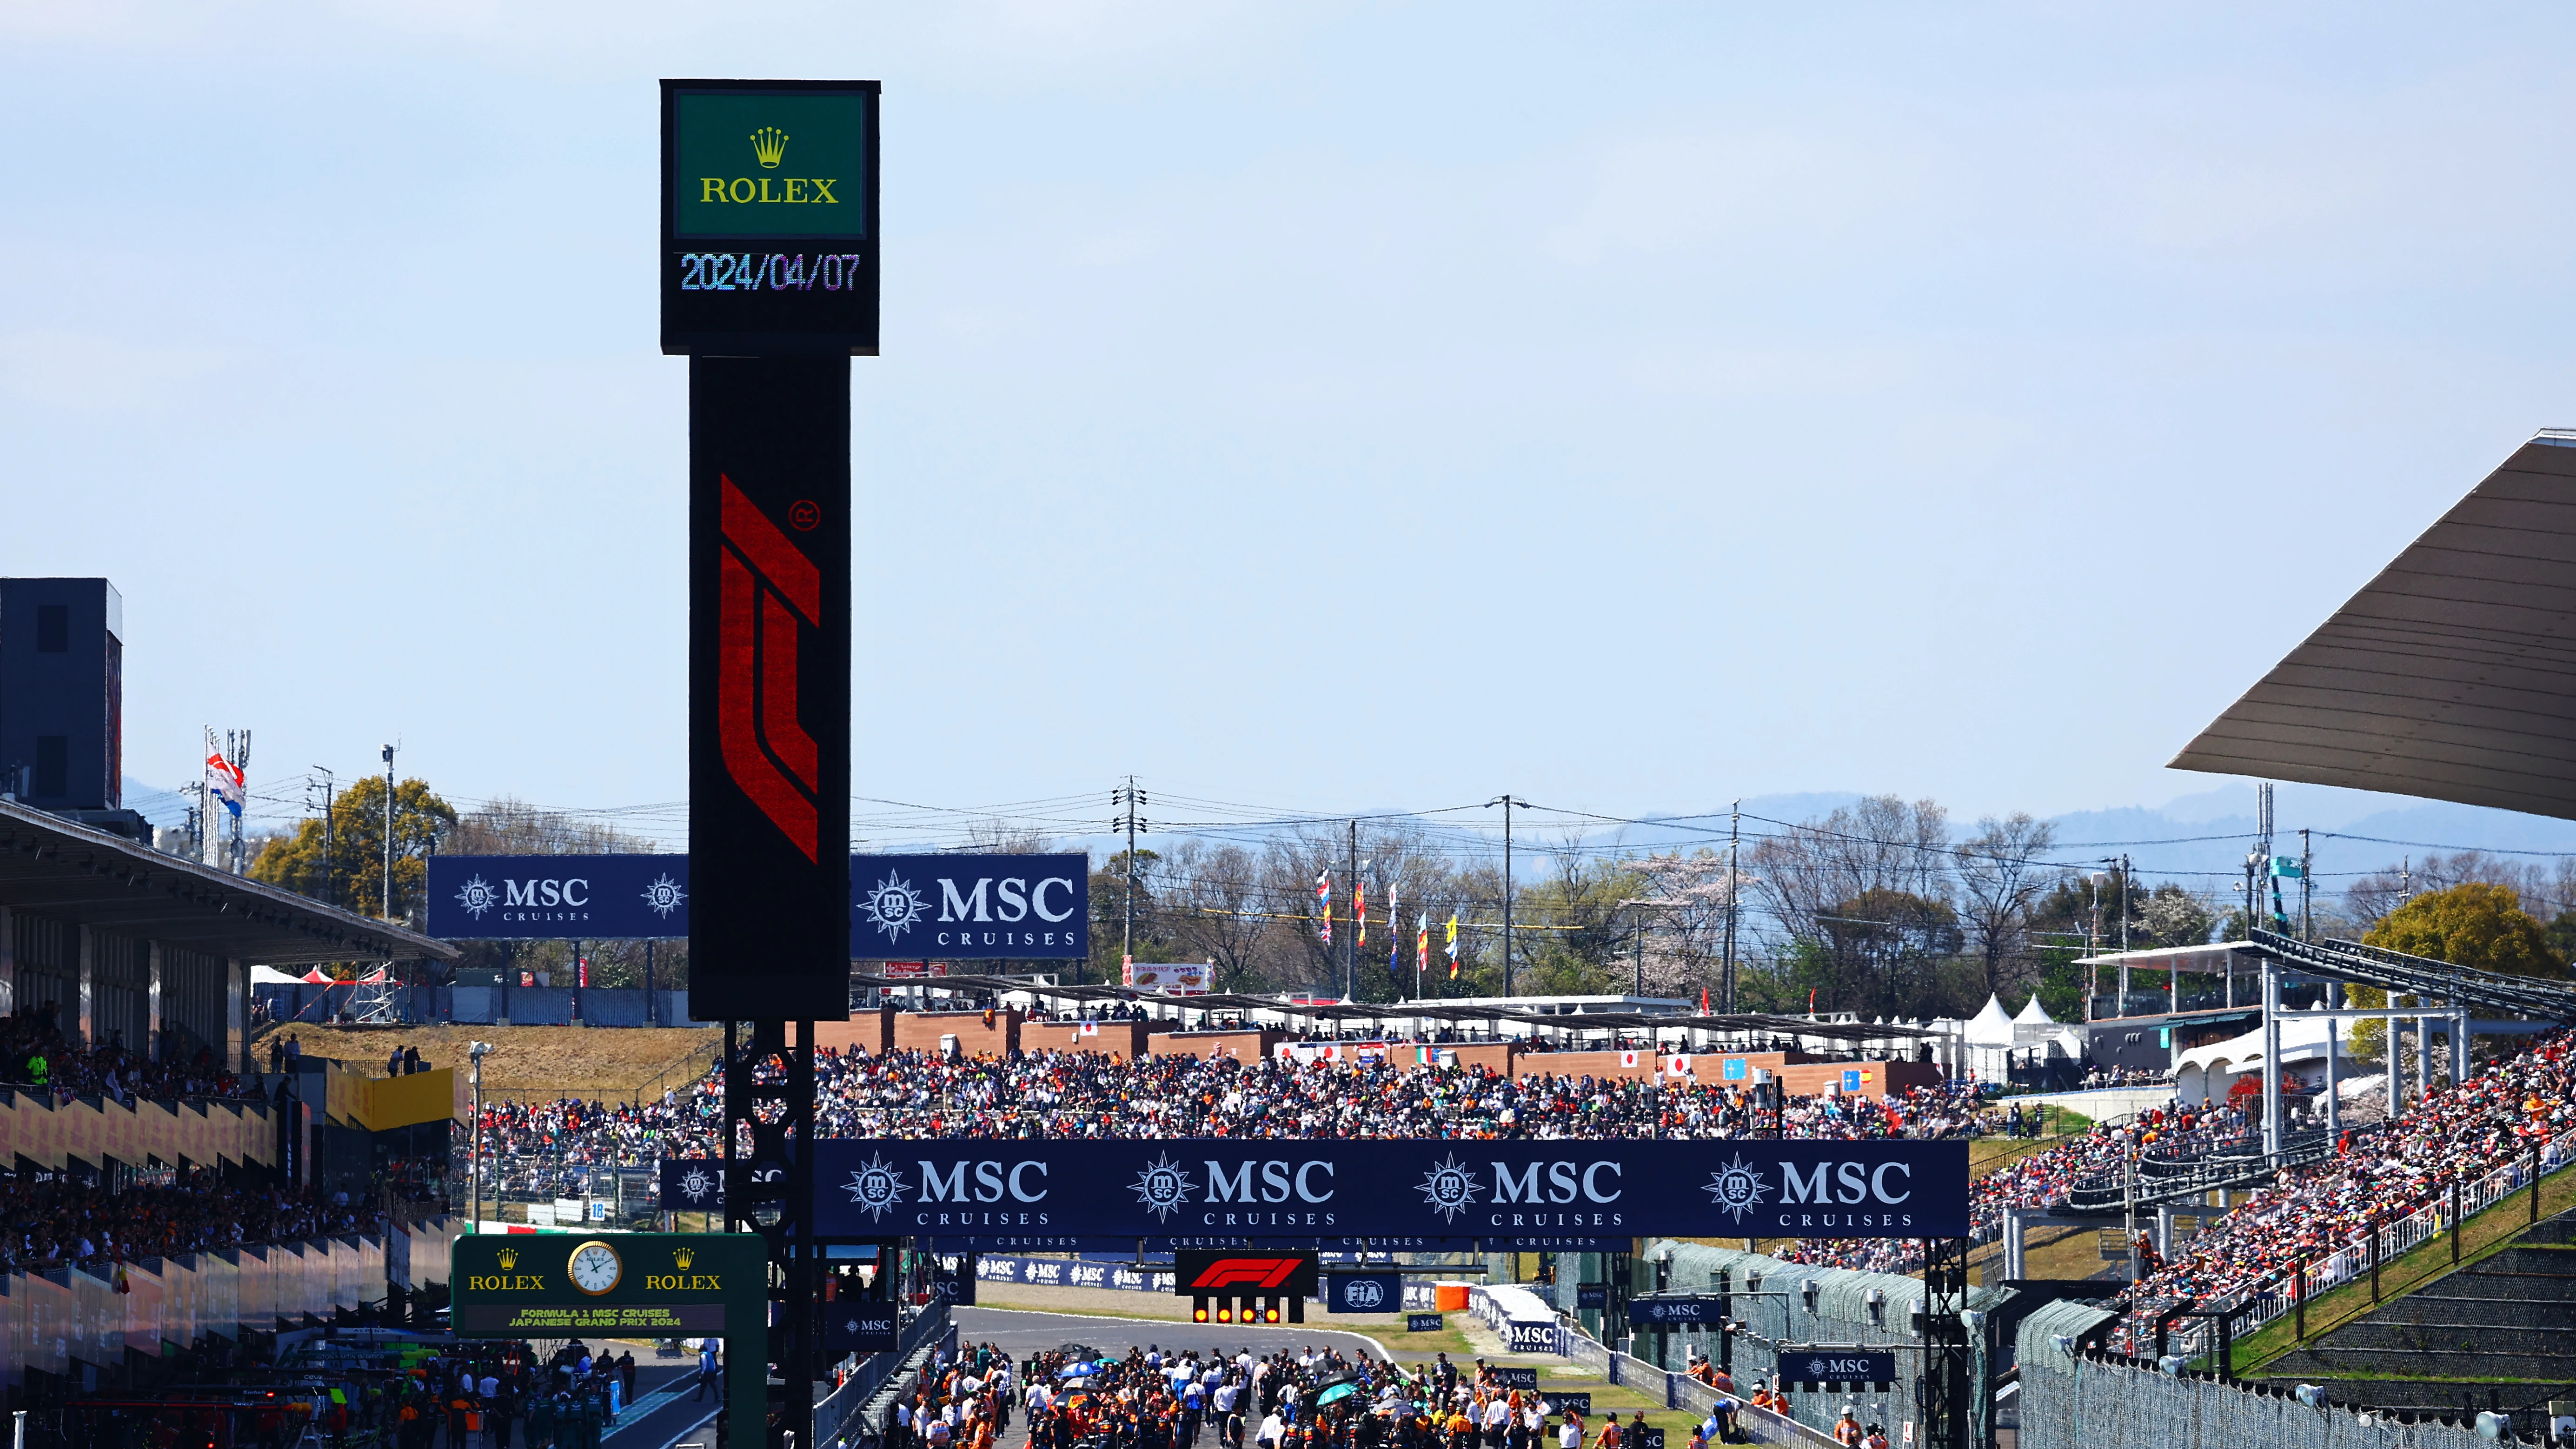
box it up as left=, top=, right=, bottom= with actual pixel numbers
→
left=0, top=797, right=458, bottom=964
left=2172, top=432, right=2576, bottom=816
left=2248, top=928, right=2576, bottom=1022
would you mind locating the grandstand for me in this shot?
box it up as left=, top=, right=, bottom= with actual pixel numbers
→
left=0, top=786, right=462, bottom=1402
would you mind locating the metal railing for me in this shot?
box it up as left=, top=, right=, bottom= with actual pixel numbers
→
left=2154, top=1129, right=2572, bottom=1363
left=815, top=1296, right=953, bottom=1448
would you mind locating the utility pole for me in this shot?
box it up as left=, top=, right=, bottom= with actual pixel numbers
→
left=1723, top=801, right=1740, bottom=1014
left=2119, top=853, right=2132, bottom=952
left=382, top=744, right=396, bottom=920
left=1486, top=795, right=1527, bottom=998
left=1111, top=778, right=1147, bottom=986
left=310, top=767, right=336, bottom=909
left=2300, top=828, right=2313, bottom=941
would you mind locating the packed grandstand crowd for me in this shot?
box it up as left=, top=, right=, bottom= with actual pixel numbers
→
left=462, top=1047, right=2013, bottom=1185
left=24, top=984, right=2576, bottom=1349
left=0, top=1003, right=254, bottom=1103
left=0, top=1167, right=387, bottom=1273
left=2108, top=1027, right=2576, bottom=1347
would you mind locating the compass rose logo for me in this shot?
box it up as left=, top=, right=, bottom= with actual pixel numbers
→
left=642, top=874, right=688, bottom=919
left=861, top=873, right=929, bottom=943
left=842, top=1153, right=909, bottom=1222
left=455, top=875, right=500, bottom=920
left=674, top=1163, right=719, bottom=1205
left=1417, top=1153, right=1482, bottom=1223
left=1130, top=1153, right=1194, bottom=1222
left=1702, top=1154, right=1770, bottom=1223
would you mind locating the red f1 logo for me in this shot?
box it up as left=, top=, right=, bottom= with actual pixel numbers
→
left=717, top=474, right=822, bottom=861
left=1189, top=1258, right=1303, bottom=1289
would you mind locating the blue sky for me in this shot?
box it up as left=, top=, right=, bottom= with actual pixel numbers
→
left=11, top=3, right=2576, bottom=842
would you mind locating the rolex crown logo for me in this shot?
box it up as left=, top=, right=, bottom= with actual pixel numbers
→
left=750, top=127, right=789, bottom=169
left=495, top=1247, right=519, bottom=1270
left=672, top=1245, right=696, bottom=1270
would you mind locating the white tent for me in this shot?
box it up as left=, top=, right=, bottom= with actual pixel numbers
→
left=2012, top=995, right=2056, bottom=1026
left=1965, top=994, right=2017, bottom=1046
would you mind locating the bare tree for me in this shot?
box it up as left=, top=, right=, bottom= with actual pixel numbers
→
left=1953, top=812, right=2058, bottom=1005
left=1161, top=840, right=1275, bottom=988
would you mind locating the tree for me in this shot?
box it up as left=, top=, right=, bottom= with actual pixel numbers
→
left=2361, top=881, right=2565, bottom=979
left=250, top=775, right=456, bottom=926
left=2139, top=884, right=2214, bottom=949
left=1089, top=848, right=1170, bottom=983
left=1815, top=887, right=1964, bottom=1018
left=1953, top=813, right=2057, bottom=1007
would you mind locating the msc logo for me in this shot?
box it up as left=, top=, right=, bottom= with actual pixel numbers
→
left=698, top=128, right=842, bottom=208
left=506, top=878, right=590, bottom=908
left=456, top=875, right=593, bottom=919
left=1189, top=1258, right=1304, bottom=1289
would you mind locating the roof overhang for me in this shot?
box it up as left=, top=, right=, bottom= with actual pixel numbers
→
left=0, top=798, right=459, bottom=964
left=2172, top=432, right=2576, bottom=815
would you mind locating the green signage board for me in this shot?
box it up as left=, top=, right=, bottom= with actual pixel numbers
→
left=673, top=93, right=869, bottom=240
left=661, top=80, right=880, bottom=357
left=454, top=1234, right=768, bottom=1438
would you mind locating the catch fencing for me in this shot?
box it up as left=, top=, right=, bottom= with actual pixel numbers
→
left=2017, top=1302, right=2493, bottom=1449
left=1647, top=1243, right=1970, bottom=1445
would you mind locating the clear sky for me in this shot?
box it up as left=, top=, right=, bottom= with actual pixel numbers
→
left=8, top=3, right=2576, bottom=839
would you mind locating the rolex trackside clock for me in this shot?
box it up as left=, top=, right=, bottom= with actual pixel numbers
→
left=568, top=1239, right=624, bottom=1296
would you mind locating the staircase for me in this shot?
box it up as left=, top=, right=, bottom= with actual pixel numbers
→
left=2249, top=1203, right=2576, bottom=1422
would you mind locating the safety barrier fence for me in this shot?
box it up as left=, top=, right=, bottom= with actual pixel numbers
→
left=0, top=1218, right=456, bottom=1387
left=1559, top=1327, right=1840, bottom=1446
left=815, top=1298, right=954, bottom=1449
left=2154, top=1130, right=2573, bottom=1363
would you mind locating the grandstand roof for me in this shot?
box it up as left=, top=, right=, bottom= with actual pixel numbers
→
left=2172, top=432, right=2576, bottom=816
left=0, top=797, right=458, bottom=964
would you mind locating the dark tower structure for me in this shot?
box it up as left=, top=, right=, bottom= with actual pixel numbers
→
left=0, top=578, right=144, bottom=839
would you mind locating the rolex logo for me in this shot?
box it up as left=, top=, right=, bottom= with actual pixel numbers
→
left=750, top=127, right=789, bottom=169
left=672, top=1245, right=697, bottom=1270
left=495, top=1247, right=520, bottom=1270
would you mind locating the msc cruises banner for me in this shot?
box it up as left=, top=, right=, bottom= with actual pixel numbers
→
left=815, top=1139, right=1968, bottom=1241
left=850, top=853, right=1088, bottom=960
left=428, top=855, right=692, bottom=940
left=428, top=852, right=1089, bottom=959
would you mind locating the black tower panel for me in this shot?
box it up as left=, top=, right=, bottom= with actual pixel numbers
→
left=0, top=578, right=123, bottom=811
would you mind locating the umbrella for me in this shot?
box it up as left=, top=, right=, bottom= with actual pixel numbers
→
left=1314, top=1383, right=1359, bottom=1408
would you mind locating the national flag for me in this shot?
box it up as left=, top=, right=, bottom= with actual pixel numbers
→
left=204, top=751, right=245, bottom=819
left=1415, top=913, right=1429, bottom=975
left=1315, top=871, right=1332, bottom=944
left=1445, top=911, right=1459, bottom=978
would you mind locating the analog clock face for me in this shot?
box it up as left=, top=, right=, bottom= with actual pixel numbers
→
left=569, top=1241, right=622, bottom=1296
